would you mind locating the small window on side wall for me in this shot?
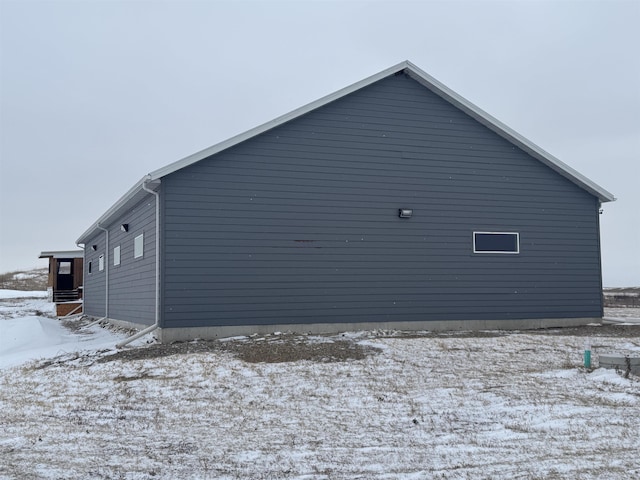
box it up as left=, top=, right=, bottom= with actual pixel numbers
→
left=88, top=261, right=92, bottom=274
left=114, top=245, right=121, bottom=266
left=134, top=233, right=144, bottom=259
left=473, top=232, right=519, bottom=254
left=99, top=254, right=105, bottom=271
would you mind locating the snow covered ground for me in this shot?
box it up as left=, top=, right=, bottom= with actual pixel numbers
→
left=0, top=289, right=47, bottom=300
left=604, top=307, right=640, bottom=323
left=0, top=293, right=130, bottom=369
left=1, top=290, right=639, bottom=479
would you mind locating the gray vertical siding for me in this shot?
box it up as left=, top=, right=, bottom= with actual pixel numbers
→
left=160, top=73, right=602, bottom=328
left=83, top=196, right=157, bottom=325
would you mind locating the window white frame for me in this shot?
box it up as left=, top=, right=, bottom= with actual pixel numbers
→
left=113, top=245, right=121, bottom=266
left=134, top=233, right=144, bottom=259
left=98, top=254, right=105, bottom=271
left=473, top=231, right=520, bottom=254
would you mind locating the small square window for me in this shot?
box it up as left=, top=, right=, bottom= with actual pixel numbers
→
left=114, top=245, right=121, bottom=266
left=99, top=254, right=105, bottom=271
left=473, top=232, right=519, bottom=254
left=134, top=233, right=144, bottom=259
left=58, top=261, right=71, bottom=275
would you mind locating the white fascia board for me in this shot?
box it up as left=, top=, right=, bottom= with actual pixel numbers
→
left=39, top=250, right=84, bottom=259
left=403, top=61, right=615, bottom=203
left=76, top=177, right=160, bottom=244
left=150, top=59, right=613, bottom=202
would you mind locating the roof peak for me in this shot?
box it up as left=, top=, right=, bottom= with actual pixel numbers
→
left=147, top=60, right=614, bottom=203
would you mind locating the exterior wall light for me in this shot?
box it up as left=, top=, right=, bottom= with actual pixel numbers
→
left=399, top=209, right=413, bottom=218
left=91, top=245, right=98, bottom=251
left=121, top=224, right=129, bottom=232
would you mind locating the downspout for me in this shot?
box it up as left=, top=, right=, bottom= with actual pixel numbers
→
left=116, top=176, right=160, bottom=347
left=77, top=240, right=108, bottom=331
left=79, top=229, right=110, bottom=330
left=76, top=241, right=85, bottom=316
left=596, top=199, right=604, bottom=319
left=96, top=224, right=109, bottom=319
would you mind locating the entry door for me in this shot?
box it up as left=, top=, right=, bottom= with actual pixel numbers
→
left=57, top=260, right=73, bottom=290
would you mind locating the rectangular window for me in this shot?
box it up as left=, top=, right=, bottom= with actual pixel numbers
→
left=88, top=261, right=92, bottom=274
left=58, top=261, right=71, bottom=275
left=134, top=233, right=144, bottom=259
left=99, top=254, right=105, bottom=271
left=473, top=232, right=519, bottom=254
left=114, top=245, right=121, bottom=266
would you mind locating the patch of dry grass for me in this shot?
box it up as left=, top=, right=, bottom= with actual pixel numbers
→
left=0, top=267, right=48, bottom=291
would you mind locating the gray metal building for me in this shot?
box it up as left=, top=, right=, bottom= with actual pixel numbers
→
left=77, top=61, right=615, bottom=342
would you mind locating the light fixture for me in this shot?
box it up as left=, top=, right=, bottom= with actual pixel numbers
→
left=121, top=223, right=129, bottom=232
left=91, top=245, right=97, bottom=251
left=399, top=209, right=413, bottom=219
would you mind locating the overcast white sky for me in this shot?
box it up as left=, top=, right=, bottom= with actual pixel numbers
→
left=1, top=0, right=639, bottom=286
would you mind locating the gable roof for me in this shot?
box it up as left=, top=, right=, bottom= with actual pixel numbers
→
left=77, top=60, right=615, bottom=244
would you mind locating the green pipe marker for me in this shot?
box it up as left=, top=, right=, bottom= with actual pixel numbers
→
left=584, top=339, right=591, bottom=369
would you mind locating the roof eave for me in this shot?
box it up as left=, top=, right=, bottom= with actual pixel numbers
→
left=39, top=250, right=84, bottom=259
left=75, top=177, right=160, bottom=244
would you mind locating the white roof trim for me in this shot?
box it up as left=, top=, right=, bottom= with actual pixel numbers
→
left=39, top=250, right=84, bottom=259
left=76, top=177, right=160, bottom=244
left=148, top=60, right=614, bottom=202
left=77, top=61, right=614, bottom=243
left=401, top=61, right=615, bottom=202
